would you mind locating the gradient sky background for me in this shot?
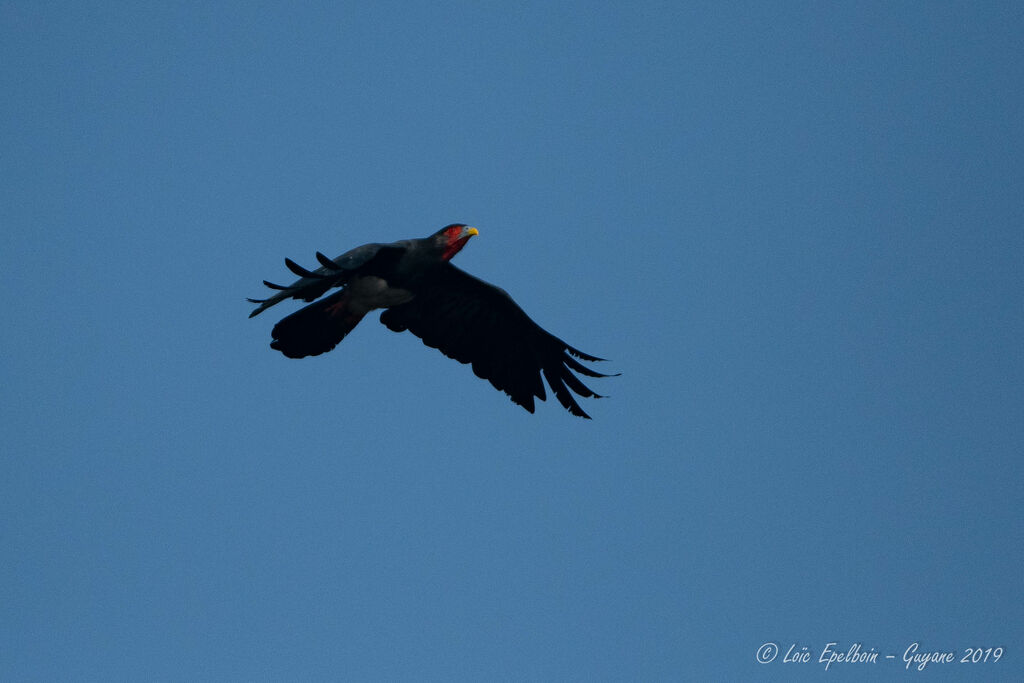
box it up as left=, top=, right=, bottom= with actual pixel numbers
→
left=2, top=2, right=1022, bottom=680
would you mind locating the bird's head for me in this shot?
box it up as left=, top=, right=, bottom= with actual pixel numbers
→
left=437, top=223, right=479, bottom=261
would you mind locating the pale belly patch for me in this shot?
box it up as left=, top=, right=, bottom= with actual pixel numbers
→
left=345, top=276, right=414, bottom=315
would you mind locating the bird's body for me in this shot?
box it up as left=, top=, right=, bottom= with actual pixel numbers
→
left=248, top=224, right=614, bottom=417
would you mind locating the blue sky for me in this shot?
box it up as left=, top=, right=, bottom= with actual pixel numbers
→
left=2, top=1, right=1022, bottom=680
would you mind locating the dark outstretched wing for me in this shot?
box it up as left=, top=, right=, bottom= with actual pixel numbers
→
left=379, top=265, right=614, bottom=418
left=247, top=242, right=399, bottom=318
left=268, top=289, right=366, bottom=359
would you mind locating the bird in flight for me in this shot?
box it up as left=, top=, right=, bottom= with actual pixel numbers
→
left=248, top=224, right=615, bottom=418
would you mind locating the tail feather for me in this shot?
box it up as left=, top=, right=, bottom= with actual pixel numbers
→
left=269, top=289, right=364, bottom=358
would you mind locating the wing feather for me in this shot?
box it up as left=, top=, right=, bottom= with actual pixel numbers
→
left=248, top=243, right=400, bottom=318
left=380, top=265, right=611, bottom=418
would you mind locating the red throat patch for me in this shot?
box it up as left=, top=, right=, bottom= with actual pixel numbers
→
left=442, top=226, right=472, bottom=261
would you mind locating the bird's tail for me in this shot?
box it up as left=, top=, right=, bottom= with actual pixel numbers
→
left=269, top=289, right=364, bottom=358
